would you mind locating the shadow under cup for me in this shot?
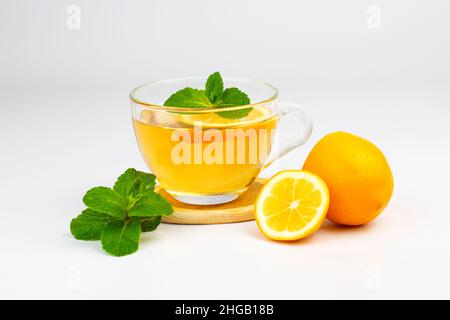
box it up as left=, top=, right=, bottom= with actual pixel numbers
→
left=130, top=77, right=311, bottom=205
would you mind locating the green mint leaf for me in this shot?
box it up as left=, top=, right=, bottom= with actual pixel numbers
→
left=128, top=191, right=173, bottom=217
left=164, top=88, right=212, bottom=108
left=113, top=168, right=141, bottom=199
left=137, top=171, right=157, bottom=193
left=216, top=107, right=253, bottom=119
left=82, top=187, right=126, bottom=219
left=140, top=216, right=162, bottom=232
left=215, top=87, right=252, bottom=119
left=70, top=209, right=117, bottom=240
left=205, top=71, right=224, bottom=103
left=113, top=168, right=156, bottom=200
left=101, top=218, right=141, bottom=257
left=218, top=87, right=251, bottom=106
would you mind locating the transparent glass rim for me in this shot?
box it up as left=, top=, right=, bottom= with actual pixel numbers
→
left=129, top=76, right=279, bottom=113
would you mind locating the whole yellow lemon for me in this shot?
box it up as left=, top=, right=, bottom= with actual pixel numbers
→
left=303, top=132, right=393, bottom=226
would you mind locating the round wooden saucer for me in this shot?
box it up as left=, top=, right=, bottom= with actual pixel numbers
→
left=157, top=178, right=267, bottom=225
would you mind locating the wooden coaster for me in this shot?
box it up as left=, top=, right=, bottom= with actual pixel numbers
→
left=157, top=178, right=267, bottom=225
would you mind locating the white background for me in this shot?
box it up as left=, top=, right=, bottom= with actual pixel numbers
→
left=1, top=0, right=449, bottom=299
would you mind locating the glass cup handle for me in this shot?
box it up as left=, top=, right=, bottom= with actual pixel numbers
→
left=263, top=102, right=313, bottom=169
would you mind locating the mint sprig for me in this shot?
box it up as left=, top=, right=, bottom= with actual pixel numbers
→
left=164, top=71, right=252, bottom=119
left=70, top=168, right=173, bottom=257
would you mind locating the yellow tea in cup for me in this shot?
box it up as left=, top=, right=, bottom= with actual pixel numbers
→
left=134, top=107, right=277, bottom=202
left=130, top=77, right=312, bottom=205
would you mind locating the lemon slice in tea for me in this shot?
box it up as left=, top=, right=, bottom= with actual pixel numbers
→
left=179, top=107, right=273, bottom=128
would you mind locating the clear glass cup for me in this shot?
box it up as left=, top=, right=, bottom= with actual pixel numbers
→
left=130, top=77, right=312, bottom=205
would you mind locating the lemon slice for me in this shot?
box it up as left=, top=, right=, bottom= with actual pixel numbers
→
left=179, top=107, right=273, bottom=128
left=255, top=170, right=329, bottom=241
